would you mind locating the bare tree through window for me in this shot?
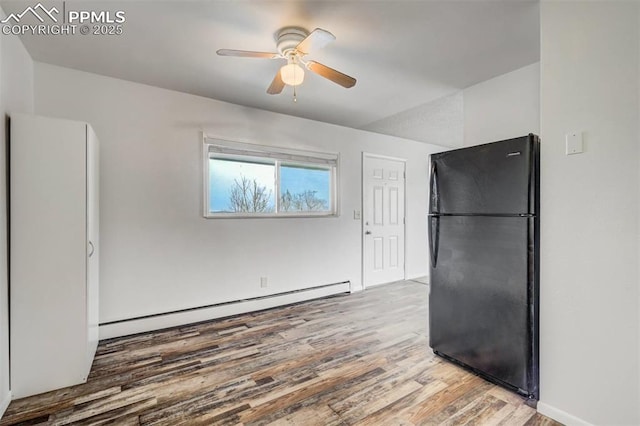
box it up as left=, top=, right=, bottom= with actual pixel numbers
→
left=206, top=147, right=336, bottom=216
left=228, top=175, right=273, bottom=213
left=280, top=189, right=328, bottom=212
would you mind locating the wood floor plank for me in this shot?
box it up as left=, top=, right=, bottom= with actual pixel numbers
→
left=483, top=403, right=520, bottom=426
left=242, top=368, right=388, bottom=426
left=411, top=376, right=494, bottom=425
left=496, top=403, right=539, bottom=425
left=239, top=355, right=389, bottom=423
left=440, top=394, right=507, bottom=426
left=0, top=281, right=561, bottom=426
left=264, top=404, right=343, bottom=426
left=330, top=379, right=423, bottom=424
left=351, top=379, right=449, bottom=425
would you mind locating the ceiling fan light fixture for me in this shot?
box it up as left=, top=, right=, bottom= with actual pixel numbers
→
left=218, top=27, right=356, bottom=94
left=280, top=61, right=305, bottom=86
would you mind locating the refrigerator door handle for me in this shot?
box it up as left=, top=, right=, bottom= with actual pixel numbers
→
left=428, top=216, right=439, bottom=268
left=429, top=161, right=439, bottom=213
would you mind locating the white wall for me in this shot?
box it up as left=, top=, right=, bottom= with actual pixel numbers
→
left=539, top=2, right=640, bottom=425
left=33, top=63, right=443, bottom=329
left=463, top=63, right=540, bottom=146
left=360, top=62, right=540, bottom=149
left=0, top=5, right=34, bottom=415
left=362, top=92, right=464, bottom=147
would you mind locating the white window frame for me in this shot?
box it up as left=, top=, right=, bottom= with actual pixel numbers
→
left=203, top=136, right=339, bottom=218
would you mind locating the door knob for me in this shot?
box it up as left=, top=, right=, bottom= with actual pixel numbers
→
left=365, top=231, right=371, bottom=235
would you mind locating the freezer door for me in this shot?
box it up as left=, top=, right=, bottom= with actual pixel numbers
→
left=429, top=135, right=538, bottom=215
left=429, top=216, right=537, bottom=396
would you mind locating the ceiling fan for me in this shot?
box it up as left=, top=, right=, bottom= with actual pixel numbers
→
left=217, top=27, right=357, bottom=96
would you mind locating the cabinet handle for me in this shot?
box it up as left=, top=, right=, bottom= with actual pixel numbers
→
left=88, top=241, right=95, bottom=258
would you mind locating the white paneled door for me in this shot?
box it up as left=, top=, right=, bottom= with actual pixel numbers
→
left=363, top=155, right=406, bottom=287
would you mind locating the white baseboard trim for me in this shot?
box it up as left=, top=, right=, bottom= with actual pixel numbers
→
left=366, top=280, right=408, bottom=288
left=0, top=390, right=12, bottom=418
left=406, top=275, right=429, bottom=284
left=405, top=274, right=428, bottom=281
left=537, top=402, right=593, bottom=426
left=99, top=282, right=350, bottom=340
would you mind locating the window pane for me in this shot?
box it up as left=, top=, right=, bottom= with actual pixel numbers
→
left=279, top=164, right=331, bottom=212
left=209, top=157, right=275, bottom=213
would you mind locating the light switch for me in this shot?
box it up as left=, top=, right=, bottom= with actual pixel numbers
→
left=354, top=210, right=361, bottom=220
left=566, top=132, right=583, bottom=155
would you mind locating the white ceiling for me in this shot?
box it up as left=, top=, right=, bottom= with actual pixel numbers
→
left=2, top=0, right=539, bottom=132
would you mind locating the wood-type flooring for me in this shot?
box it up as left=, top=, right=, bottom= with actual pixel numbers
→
left=2, top=281, right=561, bottom=425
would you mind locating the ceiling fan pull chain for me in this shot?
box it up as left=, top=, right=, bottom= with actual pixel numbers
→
left=293, top=85, right=297, bottom=103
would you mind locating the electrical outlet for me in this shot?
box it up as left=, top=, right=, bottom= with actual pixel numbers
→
left=260, top=277, right=268, bottom=288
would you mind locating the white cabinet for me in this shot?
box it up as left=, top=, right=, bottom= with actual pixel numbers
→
left=10, top=114, right=99, bottom=398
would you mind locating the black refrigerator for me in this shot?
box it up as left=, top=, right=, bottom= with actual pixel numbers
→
left=428, top=134, right=539, bottom=401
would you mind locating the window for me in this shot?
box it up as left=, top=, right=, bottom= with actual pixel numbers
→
left=204, top=139, right=338, bottom=218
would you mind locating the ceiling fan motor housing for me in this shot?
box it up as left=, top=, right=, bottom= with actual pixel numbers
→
left=276, top=27, right=308, bottom=58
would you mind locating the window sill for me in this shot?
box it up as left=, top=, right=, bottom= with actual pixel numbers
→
left=204, top=212, right=339, bottom=219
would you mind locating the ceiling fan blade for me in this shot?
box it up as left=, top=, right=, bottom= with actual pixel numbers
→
left=295, top=28, right=336, bottom=55
left=217, top=49, right=279, bottom=59
left=267, top=71, right=285, bottom=94
left=307, top=61, right=356, bottom=88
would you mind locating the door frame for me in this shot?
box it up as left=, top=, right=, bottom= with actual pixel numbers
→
left=361, top=152, right=408, bottom=290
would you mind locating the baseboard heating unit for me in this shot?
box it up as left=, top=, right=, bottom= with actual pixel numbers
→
left=99, top=281, right=351, bottom=339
